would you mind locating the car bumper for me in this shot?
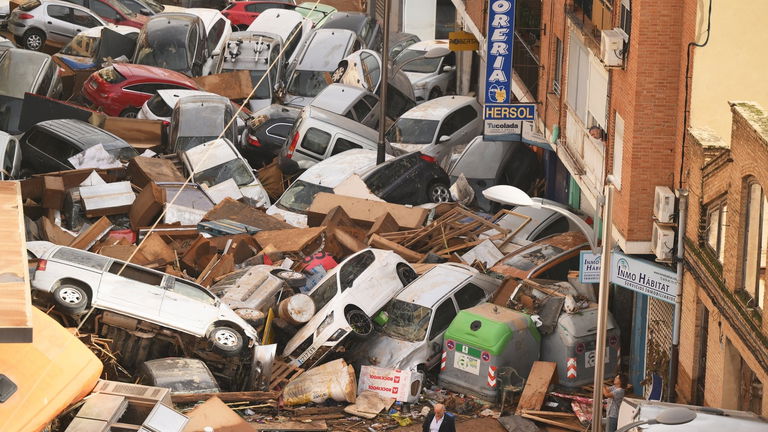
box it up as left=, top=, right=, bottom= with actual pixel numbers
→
left=7, top=20, right=26, bottom=37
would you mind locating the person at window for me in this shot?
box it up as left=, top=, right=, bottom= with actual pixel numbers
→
left=589, top=126, right=606, bottom=141
left=603, top=374, right=628, bottom=432
left=422, top=404, right=455, bottom=432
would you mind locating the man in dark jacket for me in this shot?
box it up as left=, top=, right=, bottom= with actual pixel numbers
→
left=422, top=404, right=456, bottom=432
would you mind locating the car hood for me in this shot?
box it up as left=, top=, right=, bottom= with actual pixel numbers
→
left=352, top=335, right=424, bottom=371
left=404, top=71, right=433, bottom=85
left=240, top=183, right=270, bottom=209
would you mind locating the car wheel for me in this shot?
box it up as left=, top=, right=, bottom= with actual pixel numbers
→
left=345, top=309, right=373, bottom=336
left=52, top=284, right=88, bottom=315
left=209, top=326, right=244, bottom=356
left=428, top=182, right=451, bottom=203
left=428, top=87, right=442, bottom=100
left=276, top=270, right=307, bottom=289
left=22, top=29, right=45, bottom=51
left=120, top=107, right=139, bottom=118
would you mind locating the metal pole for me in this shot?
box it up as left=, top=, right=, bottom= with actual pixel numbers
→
left=376, top=0, right=390, bottom=165
left=668, top=189, right=688, bottom=402
left=591, top=182, right=614, bottom=432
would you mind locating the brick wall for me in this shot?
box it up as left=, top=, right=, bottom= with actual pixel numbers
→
left=678, top=102, right=768, bottom=414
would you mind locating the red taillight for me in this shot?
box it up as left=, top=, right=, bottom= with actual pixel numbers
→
left=585, top=216, right=594, bottom=226
left=419, top=154, right=436, bottom=163
left=286, top=131, right=299, bottom=158
left=17, top=13, right=34, bottom=19
left=247, top=134, right=261, bottom=147
left=161, top=120, right=170, bottom=127
left=36, top=259, right=47, bottom=271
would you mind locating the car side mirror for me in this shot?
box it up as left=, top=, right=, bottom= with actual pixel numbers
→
left=442, top=65, right=455, bottom=73
left=439, top=135, right=451, bottom=143
left=139, top=8, right=151, bottom=16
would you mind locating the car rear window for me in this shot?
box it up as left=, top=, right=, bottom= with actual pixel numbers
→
left=51, top=248, right=109, bottom=271
left=300, top=127, right=331, bottom=155
left=339, top=250, right=375, bottom=291
left=19, top=0, right=41, bottom=11
left=146, top=94, right=173, bottom=118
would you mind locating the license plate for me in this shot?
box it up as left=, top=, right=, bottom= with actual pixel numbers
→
left=296, top=345, right=317, bottom=366
left=585, top=348, right=610, bottom=368
left=453, top=352, right=480, bottom=375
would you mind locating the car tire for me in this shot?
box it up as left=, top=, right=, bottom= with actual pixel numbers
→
left=428, top=87, right=442, bottom=100
left=120, top=107, right=139, bottom=118
left=209, top=326, right=244, bottom=357
left=276, top=270, right=307, bottom=289
left=345, top=308, right=373, bottom=336
left=52, top=284, right=88, bottom=315
left=428, top=182, right=451, bottom=203
left=22, top=29, right=45, bottom=51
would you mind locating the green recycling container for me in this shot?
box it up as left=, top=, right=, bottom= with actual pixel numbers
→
left=438, top=303, right=541, bottom=401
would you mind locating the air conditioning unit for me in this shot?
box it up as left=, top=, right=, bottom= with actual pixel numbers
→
left=654, top=186, right=676, bottom=223
left=652, top=223, right=675, bottom=261
left=600, top=29, right=625, bottom=66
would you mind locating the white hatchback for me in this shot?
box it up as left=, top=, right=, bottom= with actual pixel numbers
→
left=29, top=243, right=259, bottom=356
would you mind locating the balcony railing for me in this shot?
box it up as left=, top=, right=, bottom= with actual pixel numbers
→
left=565, top=0, right=613, bottom=55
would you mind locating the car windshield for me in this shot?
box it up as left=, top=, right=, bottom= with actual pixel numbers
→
left=175, top=136, right=219, bottom=152
left=134, top=28, right=189, bottom=72
left=501, top=244, right=566, bottom=271
left=385, top=118, right=439, bottom=144
left=276, top=179, right=333, bottom=214
left=223, top=68, right=270, bottom=99
left=194, top=158, right=254, bottom=187
left=380, top=299, right=431, bottom=342
left=60, top=34, right=100, bottom=57
left=287, top=70, right=330, bottom=98
left=396, top=49, right=441, bottom=74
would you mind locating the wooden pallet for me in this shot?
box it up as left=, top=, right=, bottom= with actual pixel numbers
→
left=269, top=360, right=304, bottom=390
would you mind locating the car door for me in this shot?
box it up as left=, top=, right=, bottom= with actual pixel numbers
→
left=45, top=4, right=78, bottom=43
left=97, top=260, right=165, bottom=320
left=425, top=297, right=458, bottom=368
left=159, top=277, right=218, bottom=336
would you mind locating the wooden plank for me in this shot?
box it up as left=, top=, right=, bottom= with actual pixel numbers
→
left=253, top=226, right=325, bottom=254
left=69, top=216, right=114, bottom=251
left=250, top=421, right=327, bottom=431
left=516, top=361, right=558, bottom=414
left=0, top=182, right=33, bottom=342
left=306, top=192, right=428, bottom=230
left=520, top=410, right=579, bottom=418
left=171, top=391, right=279, bottom=404
left=368, top=234, right=424, bottom=263
left=203, top=197, right=292, bottom=231
left=367, top=212, right=400, bottom=238
left=519, top=413, right=584, bottom=432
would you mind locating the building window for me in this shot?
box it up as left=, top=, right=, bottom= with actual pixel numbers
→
left=705, top=198, right=727, bottom=263
left=619, top=0, right=632, bottom=37
left=553, top=38, right=563, bottom=95
left=742, top=180, right=767, bottom=310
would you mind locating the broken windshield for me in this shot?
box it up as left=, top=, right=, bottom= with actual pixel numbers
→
left=288, top=70, right=330, bottom=97
left=275, top=180, right=333, bottom=214
left=194, top=159, right=254, bottom=187
left=380, top=300, right=431, bottom=342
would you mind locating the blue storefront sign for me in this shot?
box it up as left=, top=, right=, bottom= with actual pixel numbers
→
left=483, top=0, right=532, bottom=141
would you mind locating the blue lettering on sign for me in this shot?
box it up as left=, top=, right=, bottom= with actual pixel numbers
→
left=485, top=0, right=515, bottom=105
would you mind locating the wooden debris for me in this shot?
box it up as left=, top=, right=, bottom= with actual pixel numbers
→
left=368, top=233, right=424, bottom=263
left=516, top=361, right=558, bottom=414
left=69, top=216, right=113, bottom=251
left=269, top=359, right=305, bottom=390
left=251, top=421, right=327, bottom=431
left=519, top=411, right=584, bottom=432
left=170, top=390, right=279, bottom=404
left=254, top=226, right=325, bottom=255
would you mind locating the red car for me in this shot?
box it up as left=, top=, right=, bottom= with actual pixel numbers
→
left=64, top=0, right=149, bottom=28
left=222, top=0, right=295, bottom=30
left=82, top=63, right=198, bottom=117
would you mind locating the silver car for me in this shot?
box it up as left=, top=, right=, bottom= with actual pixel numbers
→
left=7, top=0, right=106, bottom=51
left=30, top=242, right=259, bottom=356
left=395, top=39, right=456, bottom=102
left=347, top=263, right=500, bottom=375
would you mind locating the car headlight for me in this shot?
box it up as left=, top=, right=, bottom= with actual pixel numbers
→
left=316, top=311, right=334, bottom=336
left=414, top=82, right=427, bottom=90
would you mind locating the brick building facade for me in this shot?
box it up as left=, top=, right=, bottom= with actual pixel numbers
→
left=678, top=102, right=767, bottom=414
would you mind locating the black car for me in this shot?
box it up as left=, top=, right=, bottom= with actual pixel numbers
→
left=133, top=13, right=208, bottom=77
left=322, top=12, right=382, bottom=52
left=364, top=151, right=451, bottom=204
left=20, top=119, right=138, bottom=175
left=243, top=115, right=296, bottom=167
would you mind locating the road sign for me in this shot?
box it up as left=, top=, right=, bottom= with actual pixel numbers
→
left=484, top=103, right=535, bottom=140
left=579, top=251, right=601, bottom=283
left=449, top=31, right=479, bottom=51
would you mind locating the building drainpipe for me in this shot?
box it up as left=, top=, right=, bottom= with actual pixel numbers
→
left=668, top=189, right=688, bottom=402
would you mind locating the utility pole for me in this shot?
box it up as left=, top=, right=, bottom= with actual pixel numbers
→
left=376, top=0, right=390, bottom=165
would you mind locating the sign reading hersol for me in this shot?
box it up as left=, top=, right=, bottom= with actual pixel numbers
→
left=449, top=31, right=479, bottom=51
left=610, top=252, right=678, bottom=303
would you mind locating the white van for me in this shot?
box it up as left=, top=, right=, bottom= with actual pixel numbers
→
left=246, top=8, right=312, bottom=66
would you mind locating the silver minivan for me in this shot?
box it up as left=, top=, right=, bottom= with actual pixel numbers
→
left=278, top=104, right=379, bottom=172
left=284, top=28, right=363, bottom=107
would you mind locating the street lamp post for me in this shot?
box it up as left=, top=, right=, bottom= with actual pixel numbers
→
left=615, top=406, right=697, bottom=432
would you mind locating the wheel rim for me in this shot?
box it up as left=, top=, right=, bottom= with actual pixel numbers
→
left=123, top=110, right=137, bottom=118
left=214, top=328, right=238, bottom=347
left=58, top=287, right=82, bottom=305
left=431, top=184, right=450, bottom=202
left=26, top=34, right=42, bottom=50
left=348, top=311, right=371, bottom=334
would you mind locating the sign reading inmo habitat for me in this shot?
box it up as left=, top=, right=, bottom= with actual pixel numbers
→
left=610, top=252, right=678, bottom=303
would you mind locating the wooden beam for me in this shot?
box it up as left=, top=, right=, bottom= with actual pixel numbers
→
left=171, top=391, right=279, bottom=404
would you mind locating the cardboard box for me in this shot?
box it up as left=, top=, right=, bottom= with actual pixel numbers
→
left=307, top=193, right=428, bottom=230
left=129, top=182, right=165, bottom=230
left=127, top=157, right=185, bottom=188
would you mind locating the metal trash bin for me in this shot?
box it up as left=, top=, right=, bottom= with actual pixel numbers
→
left=438, top=303, right=540, bottom=401
left=540, top=305, right=621, bottom=387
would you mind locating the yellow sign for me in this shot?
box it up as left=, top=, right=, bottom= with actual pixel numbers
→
left=449, top=31, right=479, bottom=51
